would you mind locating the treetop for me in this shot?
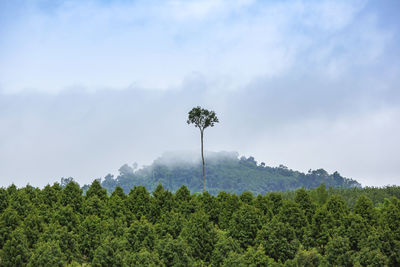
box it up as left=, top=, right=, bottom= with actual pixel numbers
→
left=187, top=106, right=219, bottom=130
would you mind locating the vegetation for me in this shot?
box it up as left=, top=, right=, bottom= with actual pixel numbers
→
left=98, top=151, right=361, bottom=195
left=1, top=181, right=400, bottom=266
left=187, top=106, right=219, bottom=192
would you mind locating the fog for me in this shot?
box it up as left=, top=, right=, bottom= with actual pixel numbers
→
left=1, top=78, right=399, bottom=187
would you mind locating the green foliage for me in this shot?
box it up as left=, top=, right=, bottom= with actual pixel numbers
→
left=107, top=187, right=127, bottom=220
left=126, top=186, right=151, bottom=222
left=381, top=197, right=400, bottom=239
left=27, top=240, right=64, bottom=267
left=155, top=211, right=185, bottom=239
left=151, top=184, right=175, bottom=222
left=39, top=223, right=80, bottom=263
left=240, top=191, right=254, bottom=204
left=325, top=235, right=352, bottom=266
left=294, top=188, right=316, bottom=223
left=83, top=195, right=106, bottom=218
left=78, top=215, right=105, bottom=261
left=1, top=228, right=31, bottom=266
left=0, top=207, right=21, bottom=249
left=125, top=217, right=156, bottom=252
left=254, top=194, right=273, bottom=219
left=0, top=182, right=399, bottom=266
left=61, top=181, right=83, bottom=213
left=337, top=213, right=369, bottom=251
left=217, top=191, right=240, bottom=230
left=40, top=184, right=61, bottom=208
left=155, top=235, right=192, bottom=267
left=174, top=185, right=194, bottom=216
left=85, top=180, right=108, bottom=201
left=0, top=188, right=9, bottom=213
left=267, top=192, right=283, bottom=215
left=125, top=248, right=162, bottom=266
left=354, top=194, right=376, bottom=224
left=307, top=206, right=335, bottom=251
left=194, top=191, right=219, bottom=223
left=9, top=189, right=32, bottom=218
left=242, top=245, right=276, bottom=266
left=288, top=248, right=323, bottom=267
left=91, top=237, right=126, bottom=267
left=180, top=211, right=217, bottom=262
left=187, top=106, right=219, bottom=130
left=221, top=247, right=278, bottom=267
left=221, top=251, right=247, bottom=267
left=23, top=211, right=44, bottom=248
left=277, top=201, right=308, bottom=240
left=255, top=218, right=300, bottom=262
left=326, top=195, right=348, bottom=220
left=228, top=204, right=262, bottom=249
left=54, top=205, right=79, bottom=232
left=354, top=247, right=389, bottom=267
left=211, top=230, right=241, bottom=266
left=314, top=183, right=329, bottom=205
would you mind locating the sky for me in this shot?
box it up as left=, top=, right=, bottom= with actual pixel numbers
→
left=0, top=0, right=399, bottom=187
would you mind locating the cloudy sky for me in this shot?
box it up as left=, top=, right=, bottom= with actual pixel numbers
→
left=1, top=0, right=399, bottom=187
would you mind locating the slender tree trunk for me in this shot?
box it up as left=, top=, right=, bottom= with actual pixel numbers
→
left=200, top=129, right=205, bottom=192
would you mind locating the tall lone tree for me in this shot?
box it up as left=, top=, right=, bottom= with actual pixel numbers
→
left=187, top=106, right=219, bottom=192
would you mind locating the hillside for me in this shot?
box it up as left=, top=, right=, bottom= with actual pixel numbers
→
left=99, top=151, right=361, bottom=195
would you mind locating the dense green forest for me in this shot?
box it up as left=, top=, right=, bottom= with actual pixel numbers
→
left=95, top=151, right=361, bottom=195
left=1, top=181, right=399, bottom=266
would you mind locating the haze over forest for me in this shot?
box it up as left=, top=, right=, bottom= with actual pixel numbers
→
left=85, top=151, right=360, bottom=195
left=1, top=0, right=400, bottom=188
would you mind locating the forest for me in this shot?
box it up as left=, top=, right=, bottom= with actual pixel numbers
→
left=94, top=151, right=361, bottom=195
left=0, top=181, right=399, bottom=266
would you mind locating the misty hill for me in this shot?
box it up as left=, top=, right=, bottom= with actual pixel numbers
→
left=99, top=151, right=361, bottom=195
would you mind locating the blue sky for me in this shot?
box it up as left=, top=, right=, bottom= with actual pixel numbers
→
left=0, top=0, right=399, bottom=187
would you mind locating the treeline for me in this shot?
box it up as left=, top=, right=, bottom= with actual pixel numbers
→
left=1, top=182, right=400, bottom=266
left=97, top=152, right=361, bottom=195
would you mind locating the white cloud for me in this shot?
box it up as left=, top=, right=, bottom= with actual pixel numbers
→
left=301, top=0, right=366, bottom=31
left=0, top=0, right=384, bottom=94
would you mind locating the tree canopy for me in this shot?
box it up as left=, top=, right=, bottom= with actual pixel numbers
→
left=0, top=181, right=399, bottom=266
left=187, top=106, right=219, bottom=131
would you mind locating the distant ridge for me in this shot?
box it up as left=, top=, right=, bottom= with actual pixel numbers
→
left=98, top=151, right=361, bottom=195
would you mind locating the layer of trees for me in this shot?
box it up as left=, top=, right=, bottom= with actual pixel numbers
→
left=98, top=152, right=361, bottom=195
left=1, top=181, right=399, bottom=266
